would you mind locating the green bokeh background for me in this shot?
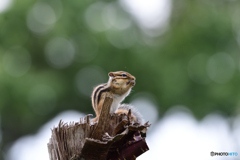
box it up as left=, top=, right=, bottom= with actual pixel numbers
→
left=1, top=0, right=240, bottom=158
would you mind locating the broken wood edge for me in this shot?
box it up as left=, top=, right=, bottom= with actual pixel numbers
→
left=81, top=128, right=129, bottom=160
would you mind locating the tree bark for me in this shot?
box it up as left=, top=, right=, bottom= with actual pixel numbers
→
left=47, top=95, right=150, bottom=160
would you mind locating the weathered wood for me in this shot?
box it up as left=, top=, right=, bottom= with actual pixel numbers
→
left=47, top=96, right=150, bottom=160
left=91, top=96, right=113, bottom=140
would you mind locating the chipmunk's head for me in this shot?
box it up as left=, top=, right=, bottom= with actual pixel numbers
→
left=108, top=71, right=136, bottom=95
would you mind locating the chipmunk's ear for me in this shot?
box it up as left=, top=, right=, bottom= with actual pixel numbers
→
left=108, top=72, right=114, bottom=77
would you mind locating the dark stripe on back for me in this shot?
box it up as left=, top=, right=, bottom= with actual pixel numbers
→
left=93, top=83, right=107, bottom=107
left=97, top=88, right=110, bottom=105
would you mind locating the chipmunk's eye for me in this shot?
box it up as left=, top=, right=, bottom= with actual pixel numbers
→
left=121, top=74, right=127, bottom=77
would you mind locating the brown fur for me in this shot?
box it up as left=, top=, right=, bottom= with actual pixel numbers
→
left=115, top=109, right=138, bottom=123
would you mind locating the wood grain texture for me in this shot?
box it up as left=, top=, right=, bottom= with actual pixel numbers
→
left=91, top=96, right=113, bottom=140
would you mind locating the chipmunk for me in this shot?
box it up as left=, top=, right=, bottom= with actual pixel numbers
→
left=91, top=71, right=143, bottom=124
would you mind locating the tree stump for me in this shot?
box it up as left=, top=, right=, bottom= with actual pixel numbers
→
left=47, top=96, right=150, bottom=160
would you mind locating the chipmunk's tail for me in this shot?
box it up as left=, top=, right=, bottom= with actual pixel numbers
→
left=116, top=104, right=144, bottom=124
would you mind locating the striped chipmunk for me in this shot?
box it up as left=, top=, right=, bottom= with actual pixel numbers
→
left=91, top=71, right=143, bottom=124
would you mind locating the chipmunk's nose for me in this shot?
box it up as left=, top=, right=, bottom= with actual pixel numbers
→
left=130, top=79, right=135, bottom=86
left=127, top=79, right=135, bottom=86
left=132, top=80, right=135, bottom=86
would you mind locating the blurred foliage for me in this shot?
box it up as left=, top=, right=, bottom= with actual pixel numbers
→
left=1, top=0, right=240, bottom=158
